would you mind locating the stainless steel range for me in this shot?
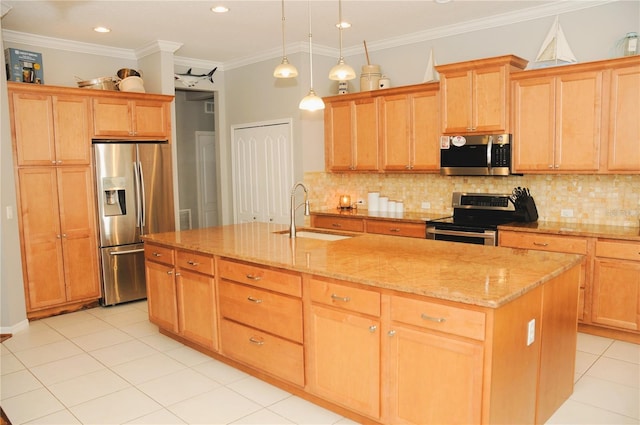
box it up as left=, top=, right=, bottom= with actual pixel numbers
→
left=426, top=191, right=537, bottom=246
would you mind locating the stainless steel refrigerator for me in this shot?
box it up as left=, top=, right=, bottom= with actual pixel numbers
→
left=93, top=142, right=175, bottom=305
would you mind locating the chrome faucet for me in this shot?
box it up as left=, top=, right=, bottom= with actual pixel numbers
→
left=289, top=182, right=310, bottom=238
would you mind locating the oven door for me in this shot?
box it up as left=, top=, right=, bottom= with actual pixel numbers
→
left=426, top=226, right=497, bottom=246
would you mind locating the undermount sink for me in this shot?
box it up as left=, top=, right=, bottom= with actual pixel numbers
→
left=274, top=229, right=353, bottom=241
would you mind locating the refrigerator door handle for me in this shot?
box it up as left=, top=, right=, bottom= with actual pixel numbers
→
left=138, top=161, right=146, bottom=230
left=109, top=248, right=145, bottom=256
left=133, top=161, right=142, bottom=229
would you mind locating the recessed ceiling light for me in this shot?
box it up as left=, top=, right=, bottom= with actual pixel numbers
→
left=93, top=26, right=111, bottom=33
left=336, top=21, right=351, bottom=29
left=211, top=6, right=229, bottom=13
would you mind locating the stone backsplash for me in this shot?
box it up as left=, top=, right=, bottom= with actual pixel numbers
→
left=304, top=172, right=640, bottom=227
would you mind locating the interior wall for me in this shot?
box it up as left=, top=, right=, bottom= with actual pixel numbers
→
left=175, top=90, right=216, bottom=228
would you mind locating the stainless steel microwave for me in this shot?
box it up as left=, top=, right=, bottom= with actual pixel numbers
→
left=439, top=133, right=512, bottom=176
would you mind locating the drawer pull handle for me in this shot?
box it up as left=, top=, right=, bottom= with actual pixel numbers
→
left=390, top=228, right=401, bottom=232
left=331, top=223, right=342, bottom=228
left=247, top=296, right=263, bottom=304
left=249, top=337, right=264, bottom=346
left=331, top=293, right=351, bottom=302
left=153, top=252, right=162, bottom=257
left=187, top=260, right=199, bottom=266
left=246, top=274, right=262, bottom=281
left=533, top=242, right=549, bottom=247
left=421, top=313, right=446, bottom=323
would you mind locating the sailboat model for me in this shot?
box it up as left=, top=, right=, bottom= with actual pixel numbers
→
left=532, top=16, right=578, bottom=69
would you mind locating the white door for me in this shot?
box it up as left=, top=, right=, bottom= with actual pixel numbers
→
left=195, top=131, right=218, bottom=227
left=232, top=120, right=294, bottom=224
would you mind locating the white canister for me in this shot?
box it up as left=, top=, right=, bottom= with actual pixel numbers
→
left=388, top=200, right=396, bottom=213
left=396, top=201, right=404, bottom=214
left=360, top=65, right=381, bottom=92
left=378, top=196, right=388, bottom=212
left=368, top=192, right=380, bottom=211
left=378, top=75, right=390, bottom=89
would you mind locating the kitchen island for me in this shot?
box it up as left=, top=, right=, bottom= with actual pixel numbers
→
left=143, top=222, right=583, bottom=425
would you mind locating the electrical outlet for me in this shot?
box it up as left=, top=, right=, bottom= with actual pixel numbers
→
left=561, top=209, right=574, bottom=218
left=421, top=202, right=431, bottom=209
left=6, top=206, right=13, bottom=220
left=527, top=319, right=535, bottom=346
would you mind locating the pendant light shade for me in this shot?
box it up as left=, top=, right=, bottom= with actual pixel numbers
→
left=274, top=0, right=298, bottom=78
left=328, top=0, right=355, bottom=81
left=299, top=1, right=324, bottom=111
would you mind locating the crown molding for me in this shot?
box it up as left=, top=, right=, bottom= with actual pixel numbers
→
left=1, top=29, right=137, bottom=59
left=0, top=0, right=618, bottom=70
left=136, top=40, right=183, bottom=58
left=342, top=0, right=617, bottom=56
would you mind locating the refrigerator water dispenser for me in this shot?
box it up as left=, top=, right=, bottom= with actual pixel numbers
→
left=102, top=177, right=127, bottom=216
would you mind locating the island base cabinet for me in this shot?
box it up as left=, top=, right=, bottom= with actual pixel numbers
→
left=219, top=319, right=304, bottom=386
left=177, top=269, right=218, bottom=351
left=145, top=259, right=179, bottom=333
left=305, top=303, right=381, bottom=420
left=384, top=326, right=483, bottom=424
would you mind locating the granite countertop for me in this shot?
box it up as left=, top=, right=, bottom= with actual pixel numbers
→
left=143, top=222, right=582, bottom=309
left=499, top=221, right=640, bottom=242
left=310, top=209, right=448, bottom=224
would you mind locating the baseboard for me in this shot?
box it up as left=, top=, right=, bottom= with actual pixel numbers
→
left=0, top=318, right=29, bottom=335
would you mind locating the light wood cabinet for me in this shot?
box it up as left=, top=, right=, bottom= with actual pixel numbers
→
left=592, top=239, right=640, bottom=331
left=379, top=85, right=440, bottom=172
left=92, top=96, right=172, bottom=140
left=436, top=55, right=527, bottom=135
left=145, top=243, right=179, bottom=333
left=499, top=230, right=590, bottom=322
left=305, top=276, right=381, bottom=419
left=512, top=70, right=603, bottom=172
left=218, top=258, right=304, bottom=386
left=605, top=62, right=640, bottom=172
left=10, top=92, right=92, bottom=166
left=176, top=250, right=217, bottom=350
left=311, top=215, right=365, bottom=232
left=365, top=219, right=426, bottom=239
left=17, top=167, right=101, bottom=310
left=145, top=243, right=218, bottom=349
left=324, top=95, right=379, bottom=172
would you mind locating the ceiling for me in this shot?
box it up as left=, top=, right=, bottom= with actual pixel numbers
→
left=1, top=1, right=608, bottom=69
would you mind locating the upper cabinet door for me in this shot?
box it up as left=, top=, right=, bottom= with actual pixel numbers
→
left=132, top=100, right=171, bottom=138
left=11, top=92, right=56, bottom=166
left=411, top=89, right=440, bottom=171
left=325, top=100, right=354, bottom=172
left=53, top=95, right=92, bottom=164
left=439, top=69, right=472, bottom=134
left=380, top=93, right=412, bottom=171
left=352, top=97, right=379, bottom=171
left=92, top=97, right=134, bottom=137
left=606, top=63, right=640, bottom=172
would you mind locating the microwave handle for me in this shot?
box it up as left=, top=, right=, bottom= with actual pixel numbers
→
left=486, top=135, right=493, bottom=171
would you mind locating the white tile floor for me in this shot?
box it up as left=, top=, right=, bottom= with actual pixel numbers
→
left=0, top=301, right=638, bottom=425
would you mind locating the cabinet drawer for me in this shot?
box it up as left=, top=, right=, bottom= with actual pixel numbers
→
left=312, top=215, right=365, bottom=232
left=218, top=259, right=301, bottom=297
left=144, top=243, right=174, bottom=266
left=390, top=296, right=486, bottom=341
left=595, top=239, right=640, bottom=262
left=220, top=319, right=304, bottom=386
left=366, top=220, right=426, bottom=238
left=309, top=277, right=380, bottom=317
left=176, top=250, right=214, bottom=276
left=219, top=280, right=303, bottom=343
left=500, top=231, right=588, bottom=255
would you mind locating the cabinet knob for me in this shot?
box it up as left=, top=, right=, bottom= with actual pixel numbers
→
left=57, top=160, right=62, bottom=164
left=388, top=330, right=396, bottom=337
left=369, top=325, right=377, bottom=333
left=167, top=270, right=173, bottom=275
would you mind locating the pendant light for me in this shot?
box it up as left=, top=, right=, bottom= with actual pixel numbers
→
left=328, top=0, right=355, bottom=81
left=299, top=1, right=324, bottom=111
left=273, top=0, right=298, bottom=78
